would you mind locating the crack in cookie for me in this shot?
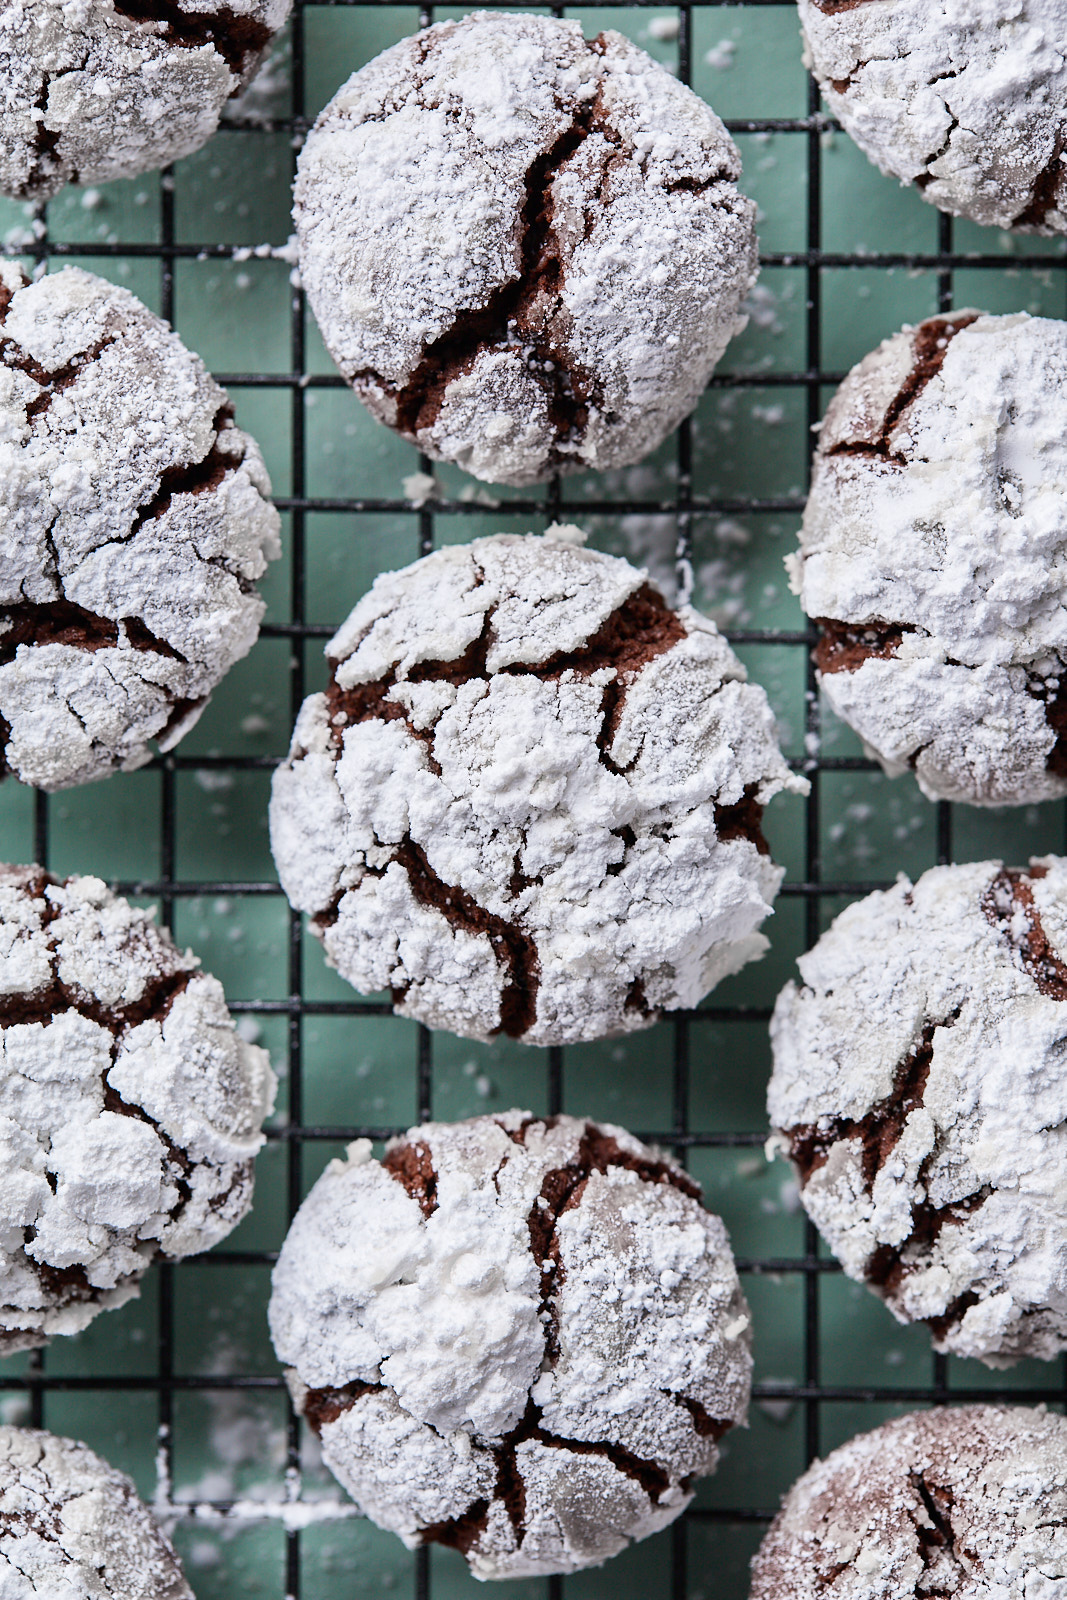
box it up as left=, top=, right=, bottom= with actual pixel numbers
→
left=981, top=865, right=1067, bottom=999
left=826, top=314, right=978, bottom=465
left=364, top=89, right=611, bottom=462
left=109, top=0, right=273, bottom=79
left=1014, top=129, right=1066, bottom=230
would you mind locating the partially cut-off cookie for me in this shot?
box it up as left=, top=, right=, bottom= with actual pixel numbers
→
left=792, top=310, right=1067, bottom=806
left=269, top=1112, right=752, bottom=1579
left=769, top=856, right=1067, bottom=1366
left=799, top=0, right=1066, bottom=234
left=0, top=262, right=281, bottom=790
left=0, top=866, right=276, bottom=1352
left=752, top=1405, right=1067, bottom=1599
left=0, top=0, right=291, bottom=201
left=0, top=1426, right=193, bottom=1597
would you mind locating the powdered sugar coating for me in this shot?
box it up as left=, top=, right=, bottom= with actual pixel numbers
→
left=0, top=865, right=276, bottom=1352
left=799, top=0, right=1067, bottom=233
left=269, top=1111, right=751, bottom=1579
left=0, top=263, right=281, bottom=791
left=0, top=1426, right=192, bottom=1598
left=269, top=530, right=805, bottom=1047
left=769, top=855, right=1067, bottom=1366
left=0, top=0, right=291, bottom=201
left=751, top=1405, right=1067, bottom=1599
left=294, top=11, right=757, bottom=486
left=791, top=310, right=1067, bottom=806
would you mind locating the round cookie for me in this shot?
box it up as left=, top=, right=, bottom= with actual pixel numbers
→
left=0, top=0, right=291, bottom=202
left=0, top=262, right=280, bottom=790
left=0, top=1426, right=192, bottom=1597
left=751, top=1405, right=1067, bottom=1599
left=269, top=529, right=805, bottom=1047
left=799, top=0, right=1067, bottom=234
left=294, top=10, right=757, bottom=486
left=768, top=855, right=1067, bottom=1365
left=791, top=310, right=1067, bottom=806
left=0, top=865, right=276, bottom=1352
left=269, top=1111, right=752, bottom=1580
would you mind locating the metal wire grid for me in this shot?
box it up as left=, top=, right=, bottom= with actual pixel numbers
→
left=0, top=3, right=1065, bottom=1596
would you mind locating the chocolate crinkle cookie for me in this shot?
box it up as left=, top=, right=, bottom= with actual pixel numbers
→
left=799, top=0, right=1066, bottom=234
left=792, top=310, right=1067, bottom=806
left=768, top=855, right=1067, bottom=1366
left=0, top=262, right=280, bottom=791
left=0, top=1426, right=192, bottom=1597
left=751, top=1405, right=1067, bottom=1600
left=0, top=865, right=276, bottom=1352
left=0, top=0, right=291, bottom=201
left=294, top=10, right=757, bottom=487
left=269, top=1111, right=751, bottom=1580
left=269, top=529, right=805, bottom=1047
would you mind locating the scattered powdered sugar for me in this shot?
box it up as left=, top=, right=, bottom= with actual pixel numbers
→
left=269, top=1111, right=752, bottom=1579
left=769, top=855, right=1067, bottom=1365
left=0, top=0, right=291, bottom=201
left=792, top=311, right=1067, bottom=806
left=0, top=1427, right=193, bottom=1597
left=0, top=865, right=276, bottom=1352
left=799, top=0, right=1067, bottom=233
left=751, top=1405, right=1067, bottom=1598
left=0, top=262, right=281, bottom=790
left=294, top=10, right=757, bottom=486
left=269, top=532, right=805, bottom=1047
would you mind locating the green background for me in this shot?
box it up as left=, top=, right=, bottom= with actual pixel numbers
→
left=0, top=4, right=1064, bottom=1596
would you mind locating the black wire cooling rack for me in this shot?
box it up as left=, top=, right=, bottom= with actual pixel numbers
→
left=1, top=3, right=1066, bottom=1596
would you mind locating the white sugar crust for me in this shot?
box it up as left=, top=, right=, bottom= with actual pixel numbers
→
left=752, top=1405, right=1067, bottom=1600
left=269, top=1111, right=752, bottom=1579
left=0, top=263, right=281, bottom=790
left=769, top=855, right=1067, bottom=1365
left=799, top=0, right=1067, bottom=234
left=0, top=0, right=291, bottom=201
left=792, top=311, right=1067, bottom=806
left=269, top=533, right=805, bottom=1047
left=0, top=1426, right=192, bottom=1598
left=294, top=11, right=757, bottom=486
left=0, top=866, right=275, bottom=1351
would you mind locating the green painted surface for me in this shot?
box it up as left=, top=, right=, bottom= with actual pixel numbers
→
left=0, top=5, right=1064, bottom=1596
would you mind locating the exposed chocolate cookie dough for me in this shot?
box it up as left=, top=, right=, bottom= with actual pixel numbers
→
left=0, top=865, right=275, bottom=1352
left=0, top=1427, right=193, bottom=1597
left=0, top=0, right=291, bottom=200
left=0, top=262, right=280, bottom=791
left=269, top=1111, right=752, bottom=1579
left=769, top=856, right=1067, bottom=1365
left=799, top=0, right=1067, bottom=233
left=270, top=530, right=805, bottom=1047
left=792, top=310, right=1067, bottom=806
left=294, top=10, right=758, bottom=486
left=752, top=1406, right=1067, bottom=1600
